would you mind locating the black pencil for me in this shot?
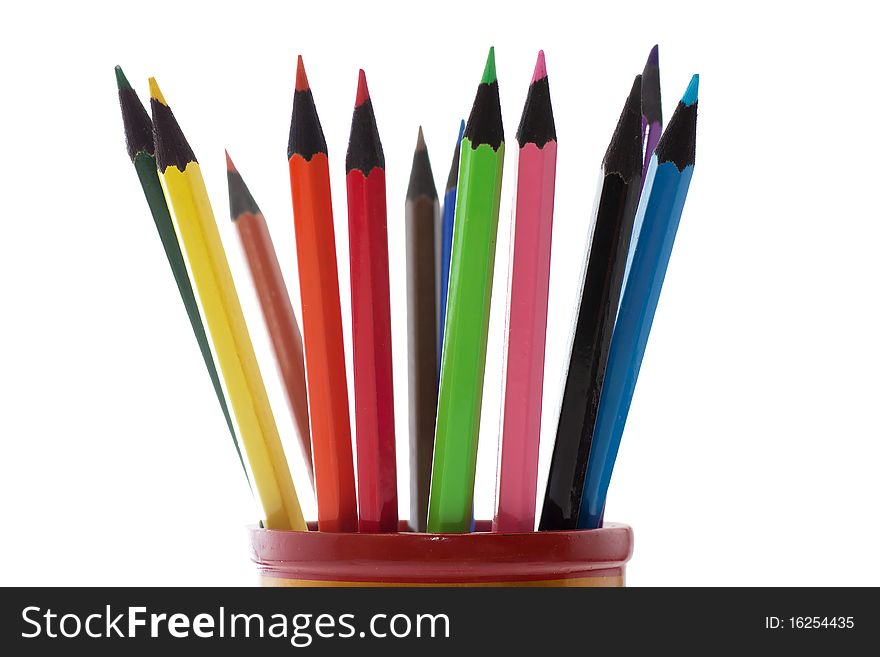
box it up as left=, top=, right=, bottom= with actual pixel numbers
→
left=540, top=75, right=644, bottom=530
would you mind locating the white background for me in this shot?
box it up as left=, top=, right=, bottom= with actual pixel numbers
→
left=1, top=0, right=878, bottom=586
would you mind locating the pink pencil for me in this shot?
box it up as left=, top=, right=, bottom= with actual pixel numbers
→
left=494, top=51, right=558, bottom=533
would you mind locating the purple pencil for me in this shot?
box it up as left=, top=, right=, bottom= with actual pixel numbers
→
left=640, top=45, right=663, bottom=185
left=621, top=45, right=663, bottom=296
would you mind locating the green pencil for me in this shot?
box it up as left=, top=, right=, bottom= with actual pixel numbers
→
left=427, top=48, right=505, bottom=532
left=115, top=66, right=248, bottom=484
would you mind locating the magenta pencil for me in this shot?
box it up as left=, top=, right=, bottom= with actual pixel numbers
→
left=494, top=51, right=557, bottom=533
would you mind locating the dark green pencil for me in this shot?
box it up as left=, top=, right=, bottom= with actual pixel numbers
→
left=115, top=65, right=248, bottom=483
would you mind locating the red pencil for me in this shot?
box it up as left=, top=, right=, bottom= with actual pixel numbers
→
left=345, top=70, right=398, bottom=532
left=287, top=56, right=357, bottom=532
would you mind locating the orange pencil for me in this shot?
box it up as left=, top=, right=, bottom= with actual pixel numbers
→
left=226, top=152, right=314, bottom=488
left=287, top=56, right=357, bottom=532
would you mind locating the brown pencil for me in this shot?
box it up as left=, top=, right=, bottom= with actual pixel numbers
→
left=405, top=127, right=440, bottom=531
left=226, top=152, right=314, bottom=488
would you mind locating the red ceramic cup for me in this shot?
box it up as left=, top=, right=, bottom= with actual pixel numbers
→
left=250, top=521, right=633, bottom=587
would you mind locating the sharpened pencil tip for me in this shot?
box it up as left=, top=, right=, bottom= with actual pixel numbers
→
left=355, top=69, right=370, bottom=106
left=481, top=46, right=497, bottom=84
left=345, top=71, right=384, bottom=173
left=445, top=121, right=465, bottom=192
left=148, top=77, right=167, bottom=106
left=641, top=45, right=662, bottom=124
left=531, top=50, right=547, bottom=83
left=407, top=127, right=437, bottom=200
left=517, top=52, right=556, bottom=147
left=150, top=78, right=196, bottom=171
left=115, top=65, right=132, bottom=91
left=295, top=55, right=310, bottom=91
left=226, top=153, right=261, bottom=221
left=656, top=76, right=698, bottom=169
left=681, top=74, right=699, bottom=106
left=602, top=74, right=643, bottom=179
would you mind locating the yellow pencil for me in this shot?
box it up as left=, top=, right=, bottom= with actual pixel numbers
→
left=149, top=78, right=305, bottom=531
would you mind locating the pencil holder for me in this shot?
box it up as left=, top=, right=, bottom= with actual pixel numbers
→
left=249, top=522, right=633, bottom=587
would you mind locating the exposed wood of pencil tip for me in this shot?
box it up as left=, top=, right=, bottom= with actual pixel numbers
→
left=115, top=66, right=154, bottom=161
left=225, top=151, right=261, bottom=220
left=406, top=127, right=437, bottom=201
left=345, top=70, right=384, bottom=174
left=602, top=75, right=643, bottom=181
left=444, top=120, right=465, bottom=192
left=288, top=56, right=327, bottom=160
left=148, top=78, right=196, bottom=172
left=641, top=45, right=662, bottom=125
left=516, top=50, right=556, bottom=148
left=656, top=75, right=699, bottom=170
left=463, top=47, right=504, bottom=150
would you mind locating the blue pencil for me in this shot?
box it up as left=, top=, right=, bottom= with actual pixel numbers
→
left=437, top=119, right=465, bottom=365
left=578, top=75, right=699, bottom=529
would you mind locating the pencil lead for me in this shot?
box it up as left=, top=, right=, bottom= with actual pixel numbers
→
left=602, top=75, right=643, bottom=181
left=656, top=76, right=699, bottom=170
left=641, top=45, right=662, bottom=125
left=345, top=71, right=384, bottom=174
left=355, top=69, right=370, bottom=107
left=531, top=50, right=547, bottom=83
left=288, top=56, right=327, bottom=160
left=115, top=65, right=132, bottom=92
left=295, top=55, right=310, bottom=91
left=517, top=51, right=556, bottom=148
left=681, top=74, right=699, bottom=106
left=481, top=46, right=497, bottom=84
left=407, top=127, right=437, bottom=200
left=149, top=78, right=196, bottom=172
left=225, top=151, right=261, bottom=220
left=148, top=77, right=167, bottom=106
left=116, top=66, right=153, bottom=161
left=445, top=120, right=465, bottom=192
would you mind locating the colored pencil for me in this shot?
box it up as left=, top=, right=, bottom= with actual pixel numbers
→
left=345, top=70, right=398, bottom=533
left=640, top=45, right=663, bottom=185
left=494, top=51, right=557, bottom=533
left=226, top=152, right=314, bottom=489
left=438, top=119, right=465, bottom=361
left=287, top=56, right=358, bottom=532
left=621, top=46, right=664, bottom=292
left=149, top=78, right=305, bottom=531
left=405, top=126, right=440, bottom=532
left=428, top=47, right=505, bottom=533
left=579, top=75, right=699, bottom=529
left=539, top=75, right=643, bottom=531
left=115, top=67, right=248, bottom=484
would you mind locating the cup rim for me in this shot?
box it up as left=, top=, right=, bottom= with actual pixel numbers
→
left=249, top=522, right=633, bottom=584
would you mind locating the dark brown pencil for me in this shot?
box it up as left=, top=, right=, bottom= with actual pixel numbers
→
left=405, top=127, right=440, bottom=532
